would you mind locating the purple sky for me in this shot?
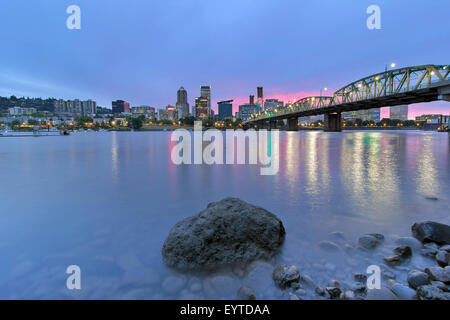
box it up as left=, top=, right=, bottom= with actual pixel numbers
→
left=0, top=0, right=448, bottom=119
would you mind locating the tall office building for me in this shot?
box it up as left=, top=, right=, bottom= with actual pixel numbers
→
left=217, top=100, right=233, bottom=119
left=176, top=87, right=189, bottom=119
left=112, top=100, right=130, bottom=115
left=257, top=87, right=264, bottom=109
left=390, top=105, right=409, bottom=121
left=200, top=86, right=211, bottom=116
left=239, top=104, right=260, bottom=121
left=195, top=96, right=209, bottom=119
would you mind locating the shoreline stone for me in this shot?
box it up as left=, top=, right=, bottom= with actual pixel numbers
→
left=412, top=221, right=450, bottom=245
left=162, top=198, right=285, bottom=271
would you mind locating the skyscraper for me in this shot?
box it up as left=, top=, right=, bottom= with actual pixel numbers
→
left=217, top=100, right=233, bottom=119
left=200, top=86, right=211, bottom=116
left=176, top=87, right=189, bottom=119
left=195, top=96, right=209, bottom=119
left=257, top=87, right=264, bottom=109
left=390, top=105, right=409, bottom=121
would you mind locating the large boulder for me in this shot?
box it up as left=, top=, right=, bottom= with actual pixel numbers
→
left=162, top=198, right=286, bottom=271
left=412, top=221, right=450, bottom=245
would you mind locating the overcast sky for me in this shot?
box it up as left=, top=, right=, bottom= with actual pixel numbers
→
left=0, top=0, right=449, bottom=118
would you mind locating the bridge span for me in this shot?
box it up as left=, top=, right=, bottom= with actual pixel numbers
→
left=244, top=64, right=450, bottom=131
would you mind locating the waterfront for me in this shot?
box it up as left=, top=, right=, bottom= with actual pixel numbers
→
left=0, top=130, right=449, bottom=299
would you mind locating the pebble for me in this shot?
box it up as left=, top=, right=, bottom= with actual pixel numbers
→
left=407, top=271, right=430, bottom=289
left=384, top=255, right=404, bottom=267
left=273, top=265, right=300, bottom=289
left=328, top=280, right=340, bottom=288
left=326, top=287, right=342, bottom=299
left=425, top=266, right=450, bottom=283
left=395, top=237, right=423, bottom=250
left=237, top=286, right=256, bottom=300
left=351, top=282, right=367, bottom=295
left=436, top=250, right=450, bottom=267
left=354, top=272, right=367, bottom=283
left=318, top=240, right=341, bottom=252
left=391, top=283, right=417, bottom=300
left=416, top=285, right=450, bottom=300
left=393, top=246, right=412, bottom=258
left=359, top=234, right=383, bottom=250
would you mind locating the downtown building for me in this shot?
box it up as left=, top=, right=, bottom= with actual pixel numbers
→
left=158, top=105, right=178, bottom=122
left=54, top=99, right=97, bottom=116
left=112, top=100, right=131, bottom=115
left=200, top=86, right=211, bottom=117
left=131, top=106, right=156, bottom=118
left=194, top=96, right=209, bottom=119
left=390, top=105, right=409, bottom=121
left=238, top=95, right=261, bottom=121
left=264, top=99, right=283, bottom=112
left=217, top=100, right=233, bottom=119
left=176, top=87, right=189, bottom=119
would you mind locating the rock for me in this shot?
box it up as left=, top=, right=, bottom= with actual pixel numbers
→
left=393, top=246, right=412, bottom=258
left=391, top=284, right=417, bottom=300
left=369, top=233, right=385, bottom=242
left=237, top=286, right=256, bottom=300
left=436, top=250, right=450, bottom=267
left=318, top=240, right=340, bottom=252
left=354, top=272, right=367, bottom=283
left=365, top=287, right=397, bottom=300
left=343, top=290, right=355, bottom=300
left=273, top=265, right=300, bottom=289
left=430, top=281, right=448, bottom=292
left=328, top=231, right=346, bottom=241
left=359, top=234, right=383, bottom=250
left=395, top=237, right=422, bottom=250
left=351, top=282, right=367, bottom=295
left=380, top=264, right=396, bottom=280
left=412, top=221, right=450, bottom=245
left=384, top=255, right=404, bottom=267
left=424, top=266, right=450, bottom=283
left=295, top=289, right=307, bottom=297
left=162, top=276, right=186, bottom=295
left=299, top=274, right=316, bottom=288
left=289, top=293, right=300, bottom=300
left=326, top=287, right=342, bottom=299
left=420, top=245, right=439, bottom=258
left=407, top=271, right=430, bottom=289
left=440, top=244, right=450, bottom=252
left=417, top=285, right=450, bottom=300
left=328, top=280, right=340, bottom=288
left=315, top=286, right=326, bottom=296
left=162, top=198, right=286, bottom=270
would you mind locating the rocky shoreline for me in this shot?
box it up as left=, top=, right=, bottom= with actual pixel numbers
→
left=161, top=199, right=450, bottom=300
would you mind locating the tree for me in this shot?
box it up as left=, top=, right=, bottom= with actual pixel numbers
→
left=130, top=117, right=143, bottom=130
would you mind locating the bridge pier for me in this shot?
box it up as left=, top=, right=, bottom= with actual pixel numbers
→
left=287, top=117, right=299, bottom=131
left=324, top=113, right=342, bottom=132
left=268, top=120, right=277, bottom=131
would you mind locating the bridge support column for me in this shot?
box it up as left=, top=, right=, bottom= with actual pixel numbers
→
left=268, top=120, right=277, bottom=131
left=324, top=113, right=342, bottom=132
left=287, top=117, right=298, bottom=131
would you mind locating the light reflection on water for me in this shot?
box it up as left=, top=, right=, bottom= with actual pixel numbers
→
left=0, top=130, right=449, bottom=299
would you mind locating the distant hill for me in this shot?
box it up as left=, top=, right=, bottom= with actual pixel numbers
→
left=0, top=96, right=56, bottom=113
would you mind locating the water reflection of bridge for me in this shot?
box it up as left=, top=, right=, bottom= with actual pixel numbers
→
left=244, top=65, right=450, bottom=132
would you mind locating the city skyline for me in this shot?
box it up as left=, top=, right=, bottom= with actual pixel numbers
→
left=0, top=1, right=449, bottom=119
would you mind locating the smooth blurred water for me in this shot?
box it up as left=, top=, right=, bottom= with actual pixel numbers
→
left=0, top=130, right=449, bottom=299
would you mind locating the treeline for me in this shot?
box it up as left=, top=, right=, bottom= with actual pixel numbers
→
left=0, top=96, right=56, bottom=113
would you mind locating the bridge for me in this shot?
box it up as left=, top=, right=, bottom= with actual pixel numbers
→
left=243, top=64, right=450, bottom=131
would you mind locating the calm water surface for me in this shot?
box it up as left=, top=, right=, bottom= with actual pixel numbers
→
left=0, top=131, right=449, bottom=299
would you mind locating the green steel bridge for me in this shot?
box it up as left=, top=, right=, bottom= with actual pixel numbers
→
left=244, top=64, right=450, bottom=131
